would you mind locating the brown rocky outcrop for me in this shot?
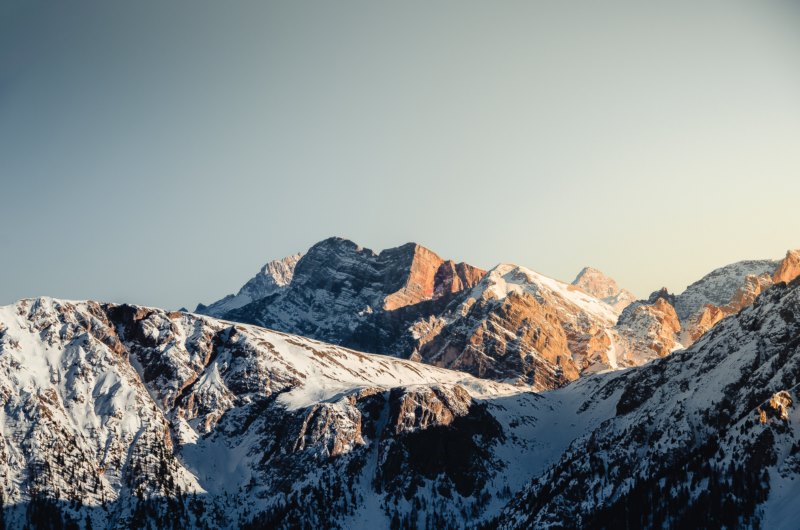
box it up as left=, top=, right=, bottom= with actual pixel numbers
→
left=383, top=244, right=485, bottom=311
left=683, top=273, right=774, bottom=344
left=616, top=296, right=682, bottom=360
left=758, top=390, right=793, bottom=424
left=389, top=385, right=472, bottom=435
left=730, top=273, right=774, bottom=308
left=416, top=264, right=618, bottom=389
left=773, top=249, right=800, bottom=284
left=434, top=260, right=486, bottom=300
left=685, top=303, right=728, bottom=344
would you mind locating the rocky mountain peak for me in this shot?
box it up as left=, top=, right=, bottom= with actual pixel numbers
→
left=647, top=287, right=675, bottom=303
left=673, top=258, right=779, bottom=321
left=238, top=252, right=302, bottom=296
left=210, top=238, right=487, bottom=369
left=377, top=242, right=485, bottom=311
left=572, top=266, right=621, bottom=299
left=195, top=252, right=302, bottom=317
left=288, top=238, right=485, bottom=312
left=571, top=266, right=635, bottom=312
left=773, top=248, right=800, bottom=284
left=615, top=294, right=682, bottom=359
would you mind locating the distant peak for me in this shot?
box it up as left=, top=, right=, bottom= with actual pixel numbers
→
left=572, top=266, right=620, bottom=294
left=378, top=241, right=442, bottom=261
left=307, top=238, right=438, bottom=259
left=773, top=248, right=800, bottom=284
left=573, top=265, right=602, bottom=277
left=570, top=266, right=635, bottom=313
left=647, top=287, right=675, bottom=304
left=312, top=236, right=363, bottom=250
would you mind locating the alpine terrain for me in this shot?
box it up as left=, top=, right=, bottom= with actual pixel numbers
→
left=1, top=241, right=799, bottom=529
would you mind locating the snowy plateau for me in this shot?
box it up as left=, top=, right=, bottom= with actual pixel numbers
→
left=1, top=239, right=800, bottom=529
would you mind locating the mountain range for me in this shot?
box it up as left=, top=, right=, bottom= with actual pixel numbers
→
left=197, top=238, right=799, bottom=391
left=1, top=237, right=799, bottom=529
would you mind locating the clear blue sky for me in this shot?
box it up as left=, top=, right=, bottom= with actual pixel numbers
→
left=2, top=0, right=799, bottom=309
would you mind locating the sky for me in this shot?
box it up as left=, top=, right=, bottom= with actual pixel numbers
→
left=1, top=0, right=799, bottom=310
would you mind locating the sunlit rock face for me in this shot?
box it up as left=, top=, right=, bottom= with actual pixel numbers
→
left=415, top=264, right=626, bottom=389
left=572, top=266, right=636, bottom=313
left=615, top=295, right=682, bottom=360
left=683, top=273, right=775, bottom=344
left=773, top=249, right=800, bottom=284
left=665, top=250, right=800, bottom=349
left=215, top=238, right=488, bottom=364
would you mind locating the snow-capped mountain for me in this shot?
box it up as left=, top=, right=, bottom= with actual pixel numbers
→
left=412, top=263, right=623, bottom=389
left=571, top=266, right=636, bottom=313
left=194, top=239, right=800, bottom=396
left=0, top=297, right=554, bottom=529
left=200, top=238, right=649, bottom=390
left=222, top=238, right=486, bottom=353
left=615, top=250, right=800, bottom=358
left=497, top=275, right=800, bottom=529
left=3, top=258, right=800, bottom=528
left=196, top=253, right=302, bottom=317
left=673, top=258, right=780, bottom=322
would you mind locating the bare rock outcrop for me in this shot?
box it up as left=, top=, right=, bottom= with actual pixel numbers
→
left=417, top=264, right=618, bottom=389
left=683, top=273, right=774, bottom=344
left=382, top=244, right=485, bottom=311
left=572, top=266, right=636, bottom=313
left=615, top=296, right=682, bottom=360
left=773, top=249, right=800, bottom=284
left=388, top=385, right=472, bottom=434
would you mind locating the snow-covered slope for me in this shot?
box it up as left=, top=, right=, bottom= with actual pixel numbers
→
left=497, top=277, right=800, bottom=529
left=481, top=264, right=620, bottom=323
left=0, top=296, right=569, bottom=529
left=674, top=259, right=779, bottom=321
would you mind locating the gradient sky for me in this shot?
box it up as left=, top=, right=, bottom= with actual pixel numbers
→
left=2, top=0, right=800, bottom=310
